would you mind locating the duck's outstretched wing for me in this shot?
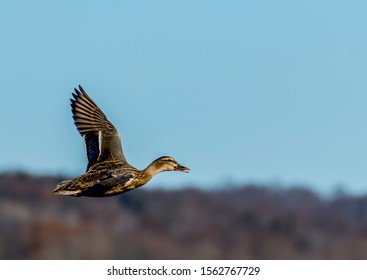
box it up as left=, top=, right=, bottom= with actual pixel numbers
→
left=71, top=85, right=128, bottom=170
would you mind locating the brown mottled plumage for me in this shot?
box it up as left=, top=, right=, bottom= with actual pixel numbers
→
left=53, top=85, right=189, bottom=197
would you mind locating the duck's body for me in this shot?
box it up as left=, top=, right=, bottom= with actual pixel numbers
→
left=54, top=86, right=189, bottom=197
left=55, top=161, right=144, bottom=197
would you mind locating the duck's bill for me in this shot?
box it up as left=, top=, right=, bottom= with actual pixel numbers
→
left=175, top=165, right=190, bottom=173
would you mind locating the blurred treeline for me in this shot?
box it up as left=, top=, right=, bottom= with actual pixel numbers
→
left=1, top=172, right=367, bottom=259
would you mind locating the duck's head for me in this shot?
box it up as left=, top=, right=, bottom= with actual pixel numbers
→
left=146, top=156, right=190, bottom=175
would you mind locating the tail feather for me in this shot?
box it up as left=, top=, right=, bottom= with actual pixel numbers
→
left=53, top=180, right=81, bottom=197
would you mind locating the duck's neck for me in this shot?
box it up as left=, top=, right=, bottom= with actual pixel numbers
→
left=144, top=162, right=165, bottom=177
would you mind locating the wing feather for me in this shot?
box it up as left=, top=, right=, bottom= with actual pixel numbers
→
left=80, top=173, right=135, bottom=196
left=70, top=85, right=128, bottom=170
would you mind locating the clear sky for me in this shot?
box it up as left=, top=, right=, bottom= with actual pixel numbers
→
left=1, top=1, right=367, bottom=195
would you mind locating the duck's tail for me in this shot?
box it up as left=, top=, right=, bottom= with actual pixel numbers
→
left=53, top=180, right=82, bottom=197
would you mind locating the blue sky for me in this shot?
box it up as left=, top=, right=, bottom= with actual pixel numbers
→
left=1, top=1, right=367, bottom=195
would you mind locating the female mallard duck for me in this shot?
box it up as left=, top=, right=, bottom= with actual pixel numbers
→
left=54, top=85, right=189, bottom=197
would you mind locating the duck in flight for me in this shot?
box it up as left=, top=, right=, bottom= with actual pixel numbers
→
left=53, top=85, right=189, bottom=197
